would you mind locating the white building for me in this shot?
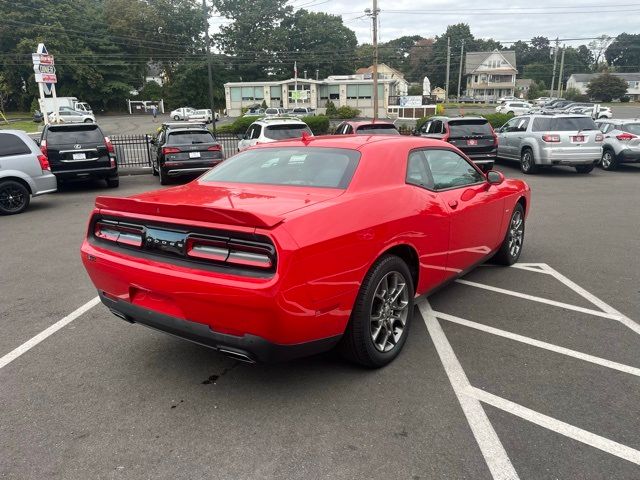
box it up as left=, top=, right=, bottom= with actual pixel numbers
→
left=566, top=73, right=640, bottom=101
left=224, top=77, right=403, bottom=118
left=465, top=50, right=517, bottom=101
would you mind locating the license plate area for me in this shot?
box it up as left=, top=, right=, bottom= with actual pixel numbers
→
left=189, top=152, right=201, bottom=158
left=73, top=153, right=87, bottom=160
left=467, top=139, right=478, bottom=146
left=571, top=135, right=585, bottom=143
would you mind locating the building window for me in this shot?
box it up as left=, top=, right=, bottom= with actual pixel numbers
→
left=270, top=85, right=282, bottom=100
left=230, top=87, right=241, bottom=102
left=241, top=87, right=254, bottom=101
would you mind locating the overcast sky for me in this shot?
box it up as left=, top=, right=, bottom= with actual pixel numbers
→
left=211, top=0, right=639, bottom=48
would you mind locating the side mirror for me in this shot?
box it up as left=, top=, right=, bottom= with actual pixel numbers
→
left=486, top=170, right=504, bottom=185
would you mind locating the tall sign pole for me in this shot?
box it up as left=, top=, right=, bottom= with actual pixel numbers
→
left=366, top=2, right=380, bottom=119
left=557, top=45, right=566, bottom=98
left=445, top=37, right=451, bottom=101
left=457, top=39, right=465, bottom=101
left=550, top=37, right=559, bottom=96
left=202, top=0, right=216, bottom=134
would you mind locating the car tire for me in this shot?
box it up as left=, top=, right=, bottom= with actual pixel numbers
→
left=173, top=115, right=180, bottom=121
left=339, top=254, right=414, bottom=368
left=507, top=111, right=514, bottom=115
left=520, top=148, right=538, bottom=174
left=600, top=148, right=618, bottom=171
left=105, top=177, right=119, bottom=188
left=492, top=203, right=525, bottom=266
left=0, top=180, right=30, bottom=215
left=159, top=168, right=169, bottom=185
left=83, top=119, right=93, bottom=123
left=152, top=162, right=159, bottom=176
left=575, top=164, right=595, bottom=174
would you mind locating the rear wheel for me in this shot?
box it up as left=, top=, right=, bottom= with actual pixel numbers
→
left=173, top=115, right=180, bottom=121
left=520, top=148, right=538, bottom=174
left=83, top=118, right=93, bottom=123
left=492, top=203, right=525, bottom=265
left=0, top=180, right=30, bottom=215
left=339, top=255, right=414, bottom=368
left=159, top=167, right=169, bottom=185
left=575, top=164, right=594, bottom=174
left=105, top=177, right=119, bottom=188
left=507, top=111, right=515, bottom=115
left=600, top=149, right=618, bottom=171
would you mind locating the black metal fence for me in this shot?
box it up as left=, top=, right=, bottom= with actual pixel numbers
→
left=111, top=134, right=152, bottom=168
left=217, top=133, right=240, bottom=158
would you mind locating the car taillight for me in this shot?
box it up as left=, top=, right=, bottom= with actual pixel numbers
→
left=104, top=136, right=114, bottom=153
left=489, top=125, right=498, bottom=145
left=162, top=147, right=181, bottom=155
left=186, top=236, right=274, bottom=269
left=595, top=133, right=604, bottom=142
left=94, top=221, right=144, bottom=247
left=208, top=145, right=221, bottom=151
left=542, top=134, right=560, bottom=143
left=616, top=133, right=637, bottom=141
left=40, top=139, right=47, bottom=156
left=37, top=154, right=50, bottom=171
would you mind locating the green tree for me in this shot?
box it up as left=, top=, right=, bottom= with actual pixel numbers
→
left=605, top=33, right=640, bottom=70
left=526, top=81, right=545, bottom=100
left=138, top=81, right=163, bottom=100
left=586, top=72, right=629, bottom=101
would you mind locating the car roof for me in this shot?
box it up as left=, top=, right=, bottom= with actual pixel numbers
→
left=249, top=134, right=451, bottom=151
left=253, top=117, right=307, bottom=126
left=341, top=120, right=396, bottom=128
left=45, top=123, right=100, bottom=129
left=167, top=127, right=211, bottom=133
left=427, top=116, right=488, bottom=122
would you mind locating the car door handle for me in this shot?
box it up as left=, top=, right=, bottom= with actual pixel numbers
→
left=448, top=200, right=458, bottom=209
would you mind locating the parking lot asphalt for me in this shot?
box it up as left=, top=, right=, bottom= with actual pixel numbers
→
left=1, top=161, right=639, bottom=479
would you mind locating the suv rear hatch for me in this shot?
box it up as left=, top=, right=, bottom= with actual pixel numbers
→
left=264, top=124, right=312, bottom=141
left=163, top=130, right=222, bottom=169
left=44, top=125, right=111, bottom=174
left=446, top=119, right=496, bottom=156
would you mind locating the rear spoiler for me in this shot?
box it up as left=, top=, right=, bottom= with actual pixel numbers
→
left=95, top=196, right=284, bottom=229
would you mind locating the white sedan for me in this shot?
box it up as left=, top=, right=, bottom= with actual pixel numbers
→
left=48, top=109, right=96, bottom=124
left=170, top=107, right=196, bottom=121
left=496, top=101, right=533, bottom=116
left=188, top=109, right=219, bottom=123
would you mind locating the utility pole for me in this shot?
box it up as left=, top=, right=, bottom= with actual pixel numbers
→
left=445, top=36, right=451, bottom=101
left=456, top=39, right=465, bottom=101
left=365, top=1, right=380, bottom=119
left=557, top=45, right=566, bottom=98
left=202, top=0, right=216, bottom=133
left=550, top=37, right=559, bottom=96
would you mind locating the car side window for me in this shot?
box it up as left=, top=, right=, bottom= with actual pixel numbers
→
left=424, top=149, right=484, bottom=190
left=420, top=121, right=431, bottom=133
left=429, top=120, right=443, bottom=134
left=345, top=125, right=353, bottom=134
left=517, top=117, right=529, bottom=132
left=252, top=125, right=262, bottom=139
left=406, top=151, right=435, bottom=190
left=598, top=123, right=610, bottom=133
left=501, top=118, right=520, bottom=133
left=335, top=123, right=345, bottom=135
left=0, top=133, right=31, bottom=157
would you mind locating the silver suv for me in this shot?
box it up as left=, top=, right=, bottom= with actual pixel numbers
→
left=496, top=115, right=603, bottom=174
left=0, top=130, right=57, bottom=214
left=595, top=119, right=640, bottom=170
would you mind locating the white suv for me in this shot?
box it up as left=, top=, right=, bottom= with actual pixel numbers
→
left=496, top=101, right=532, bottom=116
left=238, top=118, right=313, bottom=152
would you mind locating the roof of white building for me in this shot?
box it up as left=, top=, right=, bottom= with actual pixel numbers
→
left=224, top=77, right=397, bottom=87
left=569, top=72, right=640, bottom=83
left=465, top=50, right=517, bottom=74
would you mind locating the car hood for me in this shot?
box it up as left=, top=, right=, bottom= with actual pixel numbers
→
left=96, top=182, right=344, bottom=229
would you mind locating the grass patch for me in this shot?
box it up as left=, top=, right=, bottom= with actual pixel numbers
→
left=0, top=120, right=42, bottom=133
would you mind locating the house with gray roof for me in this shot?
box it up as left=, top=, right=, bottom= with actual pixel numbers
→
left=566, top=73, right=640, bottom=100
left=465, top=50, right=517, bottom=101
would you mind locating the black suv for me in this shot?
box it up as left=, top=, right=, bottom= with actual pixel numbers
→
left=40, top=123, right=118, bottom=187
left=150, top=124, right=223, bottom=185
left=414, top=116, right=497, bottom=171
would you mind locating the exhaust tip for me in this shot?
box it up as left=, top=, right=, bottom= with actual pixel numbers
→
left=218, top=348, right=255, bottom=364
left=109, top=309, right=134, bottom=323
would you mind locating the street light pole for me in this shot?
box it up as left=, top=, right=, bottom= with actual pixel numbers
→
left=366, top=1, right=380, bottom=120
left=203, top=0, right=216, bottom=134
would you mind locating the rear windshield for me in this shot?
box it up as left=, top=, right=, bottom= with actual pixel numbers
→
left=622, top=124, right=640, bottom=135
left=46, top=126, right=103, bottom=144
left=448, top=120, right=492, bottom=137
left=532, top=117, right=598, bottom=132
left=167, top=131, right=215, bottom=145
left=264, top=124, right=312, bottom=140
left=356, top=124, right=399, bottom=135
left=201, top=147, right=360, bottom=189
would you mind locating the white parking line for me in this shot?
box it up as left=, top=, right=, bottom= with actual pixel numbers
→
left=419, top=301, right=520, bottom=480
left=434, top=310, right=640, bottom=378
left=0, top=296, right=100, bottom=370
left=455, top=279, right=621, bottom=321
left=468, top=386, right=640, bottom=466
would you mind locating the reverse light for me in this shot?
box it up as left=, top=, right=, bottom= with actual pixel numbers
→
left=542, top=134, right=560, bottom=143
left=37, top=154, right=50, bottom=171
left=186, top=236, right=274, bottom=269
left=104, top=136, right=114, bottom=153
left=40, top=139, right=47, bottom=156
left=162, top=147, right=181, bottom=155
left=616, top=132, right=637, bottom=141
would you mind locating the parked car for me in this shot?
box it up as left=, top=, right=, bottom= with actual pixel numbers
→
left=595, top=119, right=640, bottom=170
left=496, top=101, right=532, bottom=116
left=0, top=130, right=57, bottom=215
left=40, top=123, right=119, bottom=187
left=33, top=110, right=44, bottom=123
left=496, top=114, right=603, bottom=174
left=541, top=98, right=565, bottom=108
left=150, top=126, right=223, bottom=185
left=188, top=109, right=219, bottom=124
left=498, top=96, right=518, bottom=104
left=334, top=120, right=399, bottom=135
left=170, top=107, right=196, bottom=121
left=542, top=100, right=575, bottom=113
left=238, top=117, right=312, bottom=152
left=290, top=107, right=315, bottom=117
left=48, top=109, right=96, bottom=124
left=534, top=97, right=555, bottom=106
left=243, top=108, right=265, bottom=117
left=264, top=107, right=286, bottom=116
left=81, top=135, right=531, bottom=367
left=414, top=116, right=497, bottom=171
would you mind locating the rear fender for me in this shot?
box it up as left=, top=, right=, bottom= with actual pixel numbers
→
left=0, top=170, right=36, bottom=193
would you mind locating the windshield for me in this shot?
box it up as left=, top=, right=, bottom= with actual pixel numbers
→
left=532, top=117, right=598, bottom=132
left=448, top=121, right=493, bottom=137
left=167, top=131, right=215, bottom=145
left=201, top=147, right=360, bottom=188
left=356, top=124, right=399, bottom=135
left=46, top=126, right=103, bottom=143
left=264, top=124, right=312, bottom=140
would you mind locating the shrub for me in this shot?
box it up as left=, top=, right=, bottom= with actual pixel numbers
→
left=325, top=100, right=338, bottom=117
left=303, top=114, right=330, bottom=135
left=481, top=113, right=514, bottom=128
left=564, top=87, right=589, bottom=102
left=336, top=105, right=360, bottom=119
left=620, top=96, right=631, bottom=103
left=218, top=115, right=261, bottom=135
left=260, top=99, right=268, bottom=109
left=435, top=104, right=446, bottom=115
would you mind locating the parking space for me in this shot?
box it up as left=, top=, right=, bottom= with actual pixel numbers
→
left=1, top=162, right=639, bottom=479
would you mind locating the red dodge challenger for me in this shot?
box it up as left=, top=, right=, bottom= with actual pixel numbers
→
left=81, top=135, right=530, bottom=367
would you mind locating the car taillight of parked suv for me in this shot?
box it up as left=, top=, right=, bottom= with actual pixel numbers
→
left=40, top=123, right=119, bottom=188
